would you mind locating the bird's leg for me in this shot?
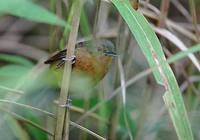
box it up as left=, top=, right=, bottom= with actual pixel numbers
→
left=60, top=98, right=72, bottom=108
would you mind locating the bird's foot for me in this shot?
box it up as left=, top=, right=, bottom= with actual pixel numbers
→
left=60, top=99, right=72, bottom=108
left=62, top=55, right=76, bottom=64
left=56, top=55, right=76, bottom=69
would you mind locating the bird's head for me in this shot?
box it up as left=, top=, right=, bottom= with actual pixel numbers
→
left=97, top=40, right=117, bottom=57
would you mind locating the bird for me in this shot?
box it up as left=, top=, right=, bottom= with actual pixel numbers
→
left=44, top=40, right=116, bottom=92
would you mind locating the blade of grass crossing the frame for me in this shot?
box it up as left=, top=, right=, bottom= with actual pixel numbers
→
left=112, top=0, right=164, bottom=84
left=153, top=26, right=200, bottom=71
left=0, top=0, right=69, bottom=27
left=111, top=0, right=194, bottom=140
left=118, top=58, right=133, bottom=139
left=167, top=44, right=200, bottom=63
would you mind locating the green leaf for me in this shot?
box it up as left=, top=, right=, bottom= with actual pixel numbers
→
left=119, top=108, right=136, bottom=139
left=0, top=54, right=33, bottom=67
left=6, top=115, right=30, bottom=140
left=0, top=0, right=69, bottom=28
left=167, top=44, right=200, bottom=63
left=111, top=0, right=194, bottom=140
left=0, top=65, right=31, bottom=77
left=22, top=110, right=48, bottom=140
left=0, top=65, right=32, bottom=89
left=112, top=0, right=164, bottom=84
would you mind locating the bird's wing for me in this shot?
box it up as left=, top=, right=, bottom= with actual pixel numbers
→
left=44, top=42, right=85, bottom=64
left=44, top=49, right=67, bottom=64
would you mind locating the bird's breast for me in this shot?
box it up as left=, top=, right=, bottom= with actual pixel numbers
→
left=73, top=48, right=112, bottom=83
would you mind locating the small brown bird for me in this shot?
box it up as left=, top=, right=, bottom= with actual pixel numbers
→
left=44, top=40, right=116, bottom=92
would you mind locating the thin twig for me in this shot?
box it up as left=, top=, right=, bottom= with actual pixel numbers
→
left=69, top=121, right=106, bottom=140
left=140, top=2, right=198, bottom=42
left=180, top=76, right=200, bottom=92
left=170, top=0, right=192, bottom=22
left=0, top=108, right=54, bottom=136
left=108, top=16, right=122, bottom=140
left=54, top=100, right=108, bottom=123
left=118, top=58, right=133, bottom=140
left=189, top=0, right=200, bottom=42
left=70, top=106, right=109, bottom=123
left=0, top=99, right=55, bottom=118
left=0, top=85, right=24, bottom=95
left=158, top=0, right=170, bottom=27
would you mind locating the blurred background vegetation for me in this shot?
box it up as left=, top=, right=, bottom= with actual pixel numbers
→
left=0, top=0, right=200, bottom=140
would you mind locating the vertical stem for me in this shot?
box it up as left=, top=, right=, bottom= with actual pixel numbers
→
left=189, top=0, right=200, bottom=42
left=96, top=1, right=110, bottom=34
left=79, top=95, right=90, bottom=140
left=54, top=1, right=83, bottom=140
left=93, top=0, right=101, bottom=37
left=158, top=0, right=170, bottom=27
left=107, top=16, right=123, bottom=140
left=49, top=0, right=59, bottom=52
left=107, top=95, right=121, bottom=140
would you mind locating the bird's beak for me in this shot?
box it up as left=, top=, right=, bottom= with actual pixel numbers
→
left=104, top=51, right=118, bottom=57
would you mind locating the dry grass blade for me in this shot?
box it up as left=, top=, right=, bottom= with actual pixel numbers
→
left=0, top=99, right=55, bottom=118
left=54, top=0, right=83, bottom=139
left=158, top=0, right=170, bottom=27
left=69, top=121, right=106, bottom=140
left=118, top=58, right=126, bottom=105
left=189, top=0, right=200, bottom=41
left=0, top=85, right=24, bottom=95
left=170, top=0, right=192, bottom=22
left=140, top=1, right=198, bottom=42
left=153, top=26, right=200, bottom=71
left=0, top=108, right=54, bottom=136
left=118, top=57, right=133, bottom=140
